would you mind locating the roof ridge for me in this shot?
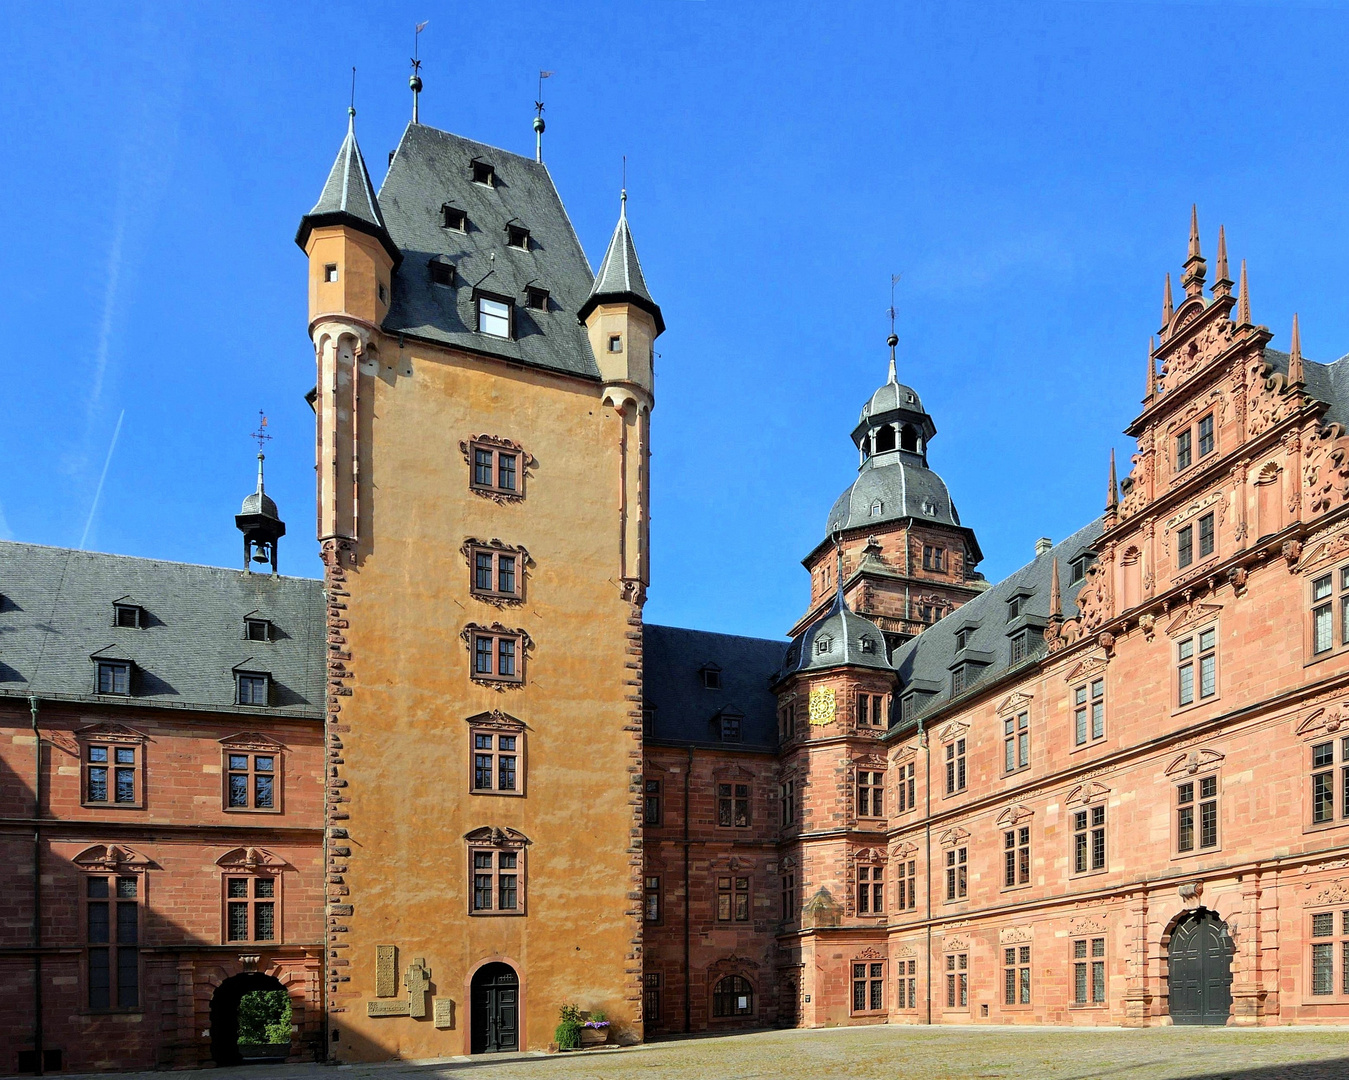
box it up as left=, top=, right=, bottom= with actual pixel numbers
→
left=0, top=539, right=321, bottom=583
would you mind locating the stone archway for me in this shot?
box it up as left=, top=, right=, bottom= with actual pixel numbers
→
left=1167, top=908, right=1233, bottom=1025
left=209, top=971, right=289, bottom=1066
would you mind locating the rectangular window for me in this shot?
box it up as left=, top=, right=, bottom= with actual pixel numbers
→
left=477, top=294, right=512, bottom=338
left=644, top=973, right=662, bottom=1023
left=857, top=865, right=884, bottom=914
left=97, top=661, right=130, bottom=695
left=1198, top=512, right=1215, bottom=559
left=224, top=751, right=277, bottom=811
left=429, top=259, right=455, bottom=286
left=898, top=859, right=917, bottom=911
left=86, top=875, right=139, bottom=1009
left=470, top=730, right=521, bottom=795
left=1177, top=628, right=1216, bottom=707
left=1004, top=945, right=1031, bottom=1005
left=470, top=631, right=524, bottom=683
left=1197, top=413, right=1214, bottom=458
left=781, top=779, right=795, bottom=825
left=781, top=872, right=795, bottom=921
left=1073, top=938, right=1106, bottom=1004
left=1176, top=429, right=1192, bottom=471
left=1177, top=524, right=1194, bottom=569
left=923, top=545, right=944, bottom=571
left=951, top=666, right=966, bottom=696
left=1312, top=741, right=1336, bottom=824
left=644, top=876, right=661, bottom=923
left=525, top=285, right=549, bottom=310
left=1315, top=573, right=1335, bottom=654
left=896, top=761, right=915, bottom=813
left=857, top=692, right=886, bottom=727
left=473, top=448, right=493, bottom=487
left=1003, top=826, right=1030, bottom=888
left=1003, top=711, right=1029, bottom=773
left=720, top=713, right=742, bottom=741
left=1010, top=632, right=1026, bottom=663
left=441, top=205, right=467, bottom=231
left=718, top=783, right=750, bottom=828
left=1074, top=678, right=1105, bottom=746
left=945, top=952, right=968, bottom=1008
left=469, top=847, right=524, bottom=914
left=323, top=263, right=339, bottom=282
left=237, top=673, right=269, bottom=706
left=506, top=224, right=530, bottom=249
left=899, top=959, right=918, bottom=1009
left=944, top=846, right=967, bottom=901
left=852, top=961, right=885, bottom=1014
left=1176, top=781, right=1195, bottom=853
left=469, top=547, right=522, bottom=599
left=857, top=770, right=884, bottom=818
left=467, top=442, right=522, bottom=496
left=1074, top=805, right=1106, bottom=873
left=645, top=778, right=662, bottom=825
left=224, top=876, right=276, bottom=943
left=85, top=743, right=141, bottom=807
left=945, top=738, right=966, bottom=795
left=716, top=875, right=750, bottom=921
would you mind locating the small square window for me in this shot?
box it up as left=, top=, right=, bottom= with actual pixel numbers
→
left=506, top=224, right=530, bottom=249
left=237, top=673, right=269, bottom=706
left=97, top=661, right=131, bottom=696
left=323, top=263, right=339, bottom=283
left=525, top=286, right=549, bottom=310
left=245, top=619, right=270, bottom=642
left=608, top=334, right=623, bottom=353
left=441, top=205, right=467, bottom=231
left=720, top=714, right=742, bottom=742
left=477, top=294, right=512, bottom=339
left=471, top=161, right=495, bottom=186
left=701, top=667, right=722, bottom=690
left=430, top=260, right=455, bottom=286
left=114, top=604, right=140, bottom=629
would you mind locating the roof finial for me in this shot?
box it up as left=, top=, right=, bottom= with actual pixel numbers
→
left=1289, top=313, right=1304, bottom=387
left=349, top=66, right=356, bottom=121
left=250, top=411, right=272, bottom=493
left=1213, top=225, right=1232, bottom=297
left=1145, top=336, right=1157, bottom=404
left=1181, top=204, right=1207, bottom=299
left=833, top=530, right=848, bottom=610
left=620, top=155, right=627, bottom=219
left=886, top=274, right=901, bottom=384
left=1162, top=272, right=1174, bottom=328
left=534, top=70, right=553, bottom=163
left=1048, top=555, right=1062, bottom=622
left=1106, top=448, right=1119, bottom=512
left=1237, top=259, right=1251, bottom=326
left=410, top=21, right=428, bottom=124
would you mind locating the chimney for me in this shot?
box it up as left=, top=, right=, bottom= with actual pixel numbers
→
left=1035, top=537, right=1053, bottom=558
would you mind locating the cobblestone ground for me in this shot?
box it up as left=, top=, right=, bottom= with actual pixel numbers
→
left=77, top=1027, right=1349, bottom=1080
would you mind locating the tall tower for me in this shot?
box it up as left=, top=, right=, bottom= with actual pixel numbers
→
left=295, top=104, right=661, bottom=1061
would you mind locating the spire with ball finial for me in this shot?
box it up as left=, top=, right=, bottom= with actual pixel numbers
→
left=410, top=21, right=427, bottom=124
left=886, top=273, right=901, bottom=385
left=1181, top=205, right=1207, bottom=300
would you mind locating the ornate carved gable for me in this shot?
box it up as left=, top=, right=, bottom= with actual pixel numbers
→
left=1165, top=602, right=1223, bottom=637
left=1158, top=308, right=1236, bottom=393
left=1298, top=523, right=1349, bottom=576
left=851, top=846, right=886, bottom=865
left=890, top=840, right=918, bottom=860
left=1069, top=914, right=1108, bottom=936
left=1064, top=654, right=1108, bottom=684
left=940, top=826, right=971, bottom=848
left=996, top=803, right=1034, bottom=827
left=853, top=753, right=888, bottom=771
left=897, top=943, right=917, bottom=958
left=1305, top=880, right=1349, bottom=908
left=711, top=763, right=756, bottom=781
left=1302, top=423, right=1349, bottom=518
left=1298, top=703, right=1349, bottom=739
left=937, top=720, right=970, bottom=743
left=74, top=844, right=154, bottom=872
left=463, top=710, right=526, bottom=732
left=1064, top=781, right=1110, bottom=806
left=216, top=846, right=288, bottom=871
left=1164, top=748, right=1225, bottom=777
left=1247, top=349, right=1306, bottom=439
left=999, top=926, right=1033, bottom=944
left=943, top=936, right=970, bottom=952
left=853, top=946, right=885, bottom=960
left=76, top=722, right=146, bottom=744
left=219, top=731, right=286, bottom=751
left=996, top=690, right=1033, bottom=716
left=463, top=826, right=531, bottom=849
left=892, top=744, right=918, bottom=763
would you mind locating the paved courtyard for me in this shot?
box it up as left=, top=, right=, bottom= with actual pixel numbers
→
left=71, top=1026, right=1349, bottom=1080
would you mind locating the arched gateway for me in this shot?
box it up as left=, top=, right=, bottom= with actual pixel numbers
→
left=1167, top=909, right=1233, bottom=1025
left=470, top=962, right=519, bottom=1053
left=209, top=972, right=290, bottom=1066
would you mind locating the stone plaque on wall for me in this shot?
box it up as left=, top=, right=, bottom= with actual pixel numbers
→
left=433, top=998, right=455, bottom=1029
left=375, top=945, right=398, bottom=998
left=367, top=999, right=411, bottom=1017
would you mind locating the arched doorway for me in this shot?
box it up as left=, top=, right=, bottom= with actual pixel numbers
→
left=1168, top=909, right=1233, bottom=1025
left=209, top=972, right=289, bottom=1066
left=470, top=962, right=519, bottom=1053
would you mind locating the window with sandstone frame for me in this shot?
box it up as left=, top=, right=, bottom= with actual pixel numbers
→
left=851, top=960, right=885, bottom=1015
left=1003, top=826, right=1030, bottom=889
left=1073, top=937, right=1106, bottom=1005
left=470, top=727, right=523, bottom=796
left=945, top=950, right=969, bottom=1009
left=223, top=748, right=280, bottom=812
left=1175, top=623, right=1218, bottom=710
left=1308, top=909, right=1349, bottom=999
left=466, top=437, right=526, bottom=500
left=466, top=830, right=528, bottom=916
left=897, top=858, right=917, bottom=912
left=1073, top=677, right=1105, bottom=747
left=644, top=876, right=661, bottom=923
left=1307, top=735, right=1349, bottom=829
left=223, top=875, right=279, bottom=944
left=856, top=769, right=884, bottom=819
left=468, top=543, right=524, bottom=602
left=84, top=873, right=141, bottom=1011
left=1073, top=804, right=1107, bottom=875
left=464, top=625, right=528, bottom=685
left=1003, top=710, right=1029, bottom=774
left=1308, top=565, right=1349, bottom=662
left=896, top=760, right=916, bottom=813
left=718, top=782, right=750, bottom=827
left=1003, top=944, right=1031, bottom=1006
left=944, top=846, right=967, bottom=901
left=645, top=778, right=662, bottom=824
left=856, top=864, right=884, bottom=914
left=944, top=738, right=966, bottom=795
left=897, top=957, right=918, bottom=1009
left=716, top=875, right=750, bottom=922
left=82, top=735, right=143, bottom=809
left=1175, top=774, right=1220, bottom=855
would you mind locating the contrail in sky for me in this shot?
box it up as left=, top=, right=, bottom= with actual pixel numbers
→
left=79, top=409, right=125, bottom=550
left=85, top=209, right=127, bottom=428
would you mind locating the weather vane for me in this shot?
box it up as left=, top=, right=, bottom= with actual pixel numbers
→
left=887, top=273, right=902, bottom=338
left=410, top=20, right=428, bottom=123
left=251, top=411, right=272, bottom=455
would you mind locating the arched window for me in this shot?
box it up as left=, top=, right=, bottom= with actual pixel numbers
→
left=712, top=975, right=754, bottom=1018
left=873, top=425, right=896, bottom=453
left=900, top=425, right=919, bottom=453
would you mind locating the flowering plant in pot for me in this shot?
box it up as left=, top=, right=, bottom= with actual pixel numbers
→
left=579, top=1009, right=610, bottom=1047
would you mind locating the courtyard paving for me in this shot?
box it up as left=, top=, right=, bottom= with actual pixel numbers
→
left=71, top=1025, right=1349, bottom=1080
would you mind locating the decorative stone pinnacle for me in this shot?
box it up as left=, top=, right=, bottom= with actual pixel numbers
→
left=1048, top=556, right=1062, bottom=621
left=1181, top=205, right=1206, bottom=300
left=1145, top=337, right=1157, bottom=403
left=1106, top=448, right=1119, bottom=512
left=1238, top=260, right=1251, bottom=327
left=1289, top=313, right=1304, bottom=387
left=1213, top=225, right=1232, bottom=296
left=1162, top=273, right=1174, bottom=328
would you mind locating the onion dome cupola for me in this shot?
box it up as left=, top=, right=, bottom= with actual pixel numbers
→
left=236, top=453, right=286, bottom=575
left=777, top=561, right=892, bottom=680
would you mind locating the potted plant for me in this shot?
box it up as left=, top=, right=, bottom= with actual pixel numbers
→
left=554, top=1004, right=582, bottom=1051
left=579, top=1009, right=611, bottom=1047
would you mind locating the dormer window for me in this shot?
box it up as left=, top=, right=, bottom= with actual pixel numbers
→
left=113, top=603, right=142, bottom=629
left=475, top=292, right=513, bottom=339
left=429, top=259, right=455, bottom=287
left=870, top=500, right=883, bottom=517
left=701, top=665, right=722, bottom=690
left=236, top=672, right=270, bottom=707
left=1011, top=630, right=1029, bottom=664
left=97, top=661, right=131, bottom=696
left=441, top=205, right=468, bottom=231
left=471, top=160, right=495, bottom=186
left=1007, top=597, right=1021, bottom=620
left=506, top=224, right=530, bottom=249
left=245, top=618, right=271, bottom=643
left=955, top=629, right=971, bottom=651
left=525, top=286, right=549, bottom=311
left=1070, top=553, right=1094, bottom=585
left=719, top=711, right=743, bottom=742
left=816, top=636, right=833, bottom=655
left=860, top=636, right=877, bottom=655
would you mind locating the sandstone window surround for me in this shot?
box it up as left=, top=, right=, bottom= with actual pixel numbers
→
left=711, top=974, right=755, bottom=1019
left=716, top=874, right=750, bottom=922
left=645, top=777, right=663, bottom=824
left=1073, top=676, right=1106, bottom=748
left=461, top=435, right=531, bottom=502
left=220, top=733, right=284, bottom=813
left=922, top=544, right=946, bottom=572
left=944, top=736, right=967, bottom=795
left=1172, top=410, right=1217, bottom=476
left=779, top=778, right=795, bottom=826
left=644, top=972, right=663, bottom=1023
left=856, top=691, right=887, bottom=728
left=1073, top=936, right=1107, bottom=1006
left=856, top=767, right=885, bottom=819
left=1308, top=908, right=1349, bottom=999
left=717, top=781, right=751, bottom=827
left=1003, top=944, right=1032, bottom=1006
left=896, top=954, right=918, bottom=1010
left=461, top=622, right=532, bottom=686
left=896, top=854, right=918, bottom=912
left=895, top=757, right=916, bottom=813
left=1003, top=710, right=1030, bottom=774
left=944, top=947, right=969, bottom=1009
left=1174, top=622, right=1220, bottom=713
left=80, top=724, right=146, bottom=810
left=644, top=875, right=661, bottom=924
left=1308, top=564, right=1349, bottom=663
left=850, top=955, right=886, bottom=1015
left=465, top=827, right=530, bottom=916
left=1175, top=511, right=1216, bottom=570
left=1003, top=826, right=1031, bottom=889
left=217, top=847, right=287, bottom=945
left=1175, top=775, right=1221, bottom=856
left=75, top=845, right=151, bottom=1014
left=854, top=848, right=886, bottom=915
left=781, top=869, right=795, bottom=923
left=944, top=845, right=968, bottom=902
left=463, top=539, right=529, bottom=604
left=1072, top=803, right=1107, bottom=876
left=1307, top=735, right=1349, bottom=829
left=466, top=711, right=526, bottom=797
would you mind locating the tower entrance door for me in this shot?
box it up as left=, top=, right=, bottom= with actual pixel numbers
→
left=1168, top=909, right=1233, bottom=1025
left=470, top=963, right=519, bottom=1053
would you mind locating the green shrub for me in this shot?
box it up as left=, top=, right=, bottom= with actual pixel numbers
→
left=589, top=1009, right=607, bottom=1023
left=237, top=989, right=292, bottom=1046
left=554, top=1003, right=582, bottom=1050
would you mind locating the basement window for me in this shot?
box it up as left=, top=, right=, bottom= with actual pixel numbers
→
left=430, top=260, right=455, bottom=287
left=471, top=161, right=495, bottom=186
left=441, top=205, right=468, bottom=231
left=506, top=224, right=530, bottom=249
left=524, top=286, right=549, bottom=311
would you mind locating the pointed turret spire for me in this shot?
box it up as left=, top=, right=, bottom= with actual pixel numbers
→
left=1181, top=204, right=1207, bottom=299
left=1145, top=337, right=1157, bottom=403
left=295, top=107, right=401, bottom=266
left=1237, top=260, right=1251, bottom=326
left=1213, top=225, right=1232, bottom=297
left=1162, top=273, right=1174, bottom=327
left=1048, top=556, right=1062, bottom=622
left=1106, top=448, right=1119, bottom=512
left=1289, top=313, right=1304, bottom=387
left=577, top=188, right=665, bottom=334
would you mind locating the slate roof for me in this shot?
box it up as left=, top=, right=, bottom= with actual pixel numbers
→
left=643, top=624, right=788, bottom=752
left=1266, top=348, right=1349, bottom=430
left=376, top=123, right=601, bottom=380
left=826, top=452, right=964, bottom=535
left=296, top=111, right=400, bottom=265
left=0, top=541, right=325, bottom=718
left=889, top=518, right=1105, bottom=729
left=577, top=197, right=665, bottom=334
left=775, top=589, right=891, bottom=683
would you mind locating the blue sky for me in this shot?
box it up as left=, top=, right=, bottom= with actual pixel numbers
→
left=3, top=1, right=1349, bottom=641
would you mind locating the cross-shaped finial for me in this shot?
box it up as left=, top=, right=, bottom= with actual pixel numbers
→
left=251, top=411, right=272, bottom=455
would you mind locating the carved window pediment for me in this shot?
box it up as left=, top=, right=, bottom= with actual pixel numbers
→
left=219, top=731, right=286, bottom=751
left=1069, top=915, right=1108, bottom=936
left=940, top=826, right=971, bottom=848
left=712, top=763, right=756, bottom=781
left=1064, top=654, right=1108, bottom=684
left=463, top=709, right=527, bottom=732
left=937, top=720, right=970, bottom=743
left=852, top=846, right=886, bottom=865
left=77, top=722, right=146, bottom=744
left=1297, top=526, right=1349, bottom=575
left=216, top=846, right=288, bottom=871
left=1065, top=781, right=1110, bottom=806
left=74, top=844, right=154, bottom=872
left=996, top=690, right=1033, bottom=716
left=1165, top=602, right=1223, bottom=637
left=1164, top=748, right=1224, bottom=777
left=464, top=826, right=531, bottom=849
left=1305, top=880, right=1349, bottom=908
left=1298, top=704, right=1349, bottom=739
left=890, top=840, right=918, bottom=860
left=943, top=936, right=970, bottom=952
left=853, top=946, right=884, bottom=960
left=999, top=925, right=1033, bottom=944
left=996, top=803, right=1034, bottom=827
